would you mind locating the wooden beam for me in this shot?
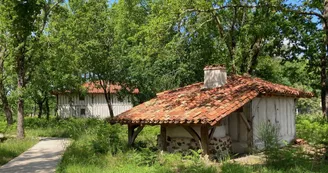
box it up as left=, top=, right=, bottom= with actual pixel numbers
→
left=208, top=127, right=216, bottom=140
left=132, top=126, right=144, bottom=142
left=183, top=126, right=201, bottom=141
left=128, top=124, right=135, bottom=146
left=183, top=126, right=202, bottom=148
left=128, top=124, right=144, bottom=146
left=243, top=102, right=254, bottom=152
left=160, top=125, right=167, bottom=151
left=200, top=125, right=209, bottom=155
left=239, top=112, right=251, bottom=130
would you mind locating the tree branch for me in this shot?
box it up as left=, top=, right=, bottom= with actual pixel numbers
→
left=184, top=4, right=325, bottom=22
left=38, top=1, right=61, bottom=37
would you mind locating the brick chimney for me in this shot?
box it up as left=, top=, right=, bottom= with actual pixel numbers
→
left=203, top=65, right=227, bottom=89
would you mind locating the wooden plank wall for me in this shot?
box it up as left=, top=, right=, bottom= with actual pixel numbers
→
left=252, top=97, right=296, bottom=148
left=57, top=94, right=133, bottom=118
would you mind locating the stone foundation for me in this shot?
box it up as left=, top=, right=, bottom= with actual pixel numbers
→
left=157, top=135, right=231, bottom=159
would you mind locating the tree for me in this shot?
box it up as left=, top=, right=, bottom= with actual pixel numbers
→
left=0, top=44, right=13, bottom=125
left=273, top=0, right=328, bottom=117
left=0, top=3, right=14, bottom=125
left=0, top=0, right=61, bottom=138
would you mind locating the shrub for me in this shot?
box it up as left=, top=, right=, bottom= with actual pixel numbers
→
left=257, top=122, right=282, bottom=166
left=92, top=124, right=125, bottom=155
left=296, top=114, right=328, bottom=145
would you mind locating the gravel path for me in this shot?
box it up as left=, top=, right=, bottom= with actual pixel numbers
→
left=0, top=138, right=70, bottom=173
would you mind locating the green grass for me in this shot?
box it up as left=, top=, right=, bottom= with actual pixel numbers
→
left=0, top=137, right=38, bottom=166
left=1, top=114, right=328, bottom=172
left=56, top=122, right=218, bottom=173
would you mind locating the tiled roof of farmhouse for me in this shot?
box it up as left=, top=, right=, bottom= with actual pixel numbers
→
left=83, top=81, right=139, bottom=94
left=111, top=75, right=313, bottom=126
left=53, top=81, right=139, bottom=95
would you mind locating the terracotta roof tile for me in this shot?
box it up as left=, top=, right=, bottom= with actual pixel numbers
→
left=111, top=75, right=313, bottom=126
left=83, top=81, right=139, bottom=94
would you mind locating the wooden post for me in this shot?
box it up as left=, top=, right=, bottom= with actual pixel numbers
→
left=160, top=125, right=167, bottom=151
left=243, top=102, right=253, bottom=152
left=128, top=124, right=134, bottom=146
left=128, top=124, right=144, bottom=146
left=200, top=125, right=209, bottom=155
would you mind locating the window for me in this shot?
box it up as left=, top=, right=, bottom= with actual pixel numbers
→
left=80, top=108, right=86, bottom=116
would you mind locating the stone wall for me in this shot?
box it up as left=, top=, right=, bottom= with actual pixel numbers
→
left=157, top=135, right=231, bottom=159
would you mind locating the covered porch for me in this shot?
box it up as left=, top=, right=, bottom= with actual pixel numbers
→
left=126, top=123, right=231, bottom=156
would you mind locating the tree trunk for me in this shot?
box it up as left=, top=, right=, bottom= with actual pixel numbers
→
left=323, top=0, right=328, bottom=118
left=99, top=80, right=115, bottom=118
left=38, top=102, right=43, bottom=118
left=46, top=98, right=50, bottom=120
left=55, top=95, right=58, bottom=117
left=104, top=92, right=114, bottom=118
left=17, top=98, right=25, bottom=139
left=17, top=55, right=25, bottom=139
left=0, top=81, right=13, bottom=125
left=0, top=57, right=13, bottom=125
left=3, top=103, right=13, bottom=125
left=33, top=102, right=37, bottom=117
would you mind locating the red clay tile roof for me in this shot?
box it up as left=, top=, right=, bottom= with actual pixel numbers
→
left=53, top=81, right=139, bottom=95
left=83, top=81, right=139, bottom=94
left=111, top=75, right=313, bottom=126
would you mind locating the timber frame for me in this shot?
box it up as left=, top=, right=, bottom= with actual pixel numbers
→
left=158, top=124, right=215, bottom=155
left=182, top=125, right=212, bottom=155
left=126, top=106, right=254, bottom=155
left=128, top=124, right=144, bottom=146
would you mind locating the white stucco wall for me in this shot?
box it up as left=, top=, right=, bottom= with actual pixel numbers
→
left=57, top=94, right=133, bottom=118
left=252, top=97, right=296, bottom=148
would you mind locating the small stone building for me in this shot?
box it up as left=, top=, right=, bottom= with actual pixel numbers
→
left=111, top=65, right=312, bottom=157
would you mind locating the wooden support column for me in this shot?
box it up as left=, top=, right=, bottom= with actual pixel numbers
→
left=128, top=124, right=134, bottom=146
left=200, top=125, right=209, bottom=155
left=242, top=102, right=254, bottom=152
left=128, top=124, right=144, bottom=146
left=160, top=125, right=167, bottom=151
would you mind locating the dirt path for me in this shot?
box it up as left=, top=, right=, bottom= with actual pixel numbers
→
left=0, top=138, right=70, bottom=173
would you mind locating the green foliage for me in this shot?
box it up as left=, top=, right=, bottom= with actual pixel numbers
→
left=297, top=97, right=321, bottom=114
left=56, top=119, right=217, bottom=173
left=296, top=114, right=328, bottom=145
left=221, top=113, right=328, bottom=173
left=0, top=137, right=38, bottom=166
left=257, top=122, right=281, bottom=151
left=257, top=122, right=283, bottom=167
left=92, top=124, right=125, bottom=155
left=4, top=115, right=328, bottom=172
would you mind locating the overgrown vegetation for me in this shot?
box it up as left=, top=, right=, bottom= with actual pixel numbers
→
left=56, top=120, right=217, bottom=173
left=221, top=114, right=328, bottom=173
left=1, top=114, right=328, bottom=172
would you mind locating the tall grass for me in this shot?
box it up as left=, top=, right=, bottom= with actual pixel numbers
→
left=0, top=138, right=38, bottom=165
left=220, top=114, right=328, bottom=173
left=56, top=120, right=217, bottom=173
left=2, top=114, right=328, bottom=172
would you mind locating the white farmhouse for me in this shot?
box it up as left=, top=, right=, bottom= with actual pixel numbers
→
left=55, top=82, right=138, bottom=118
